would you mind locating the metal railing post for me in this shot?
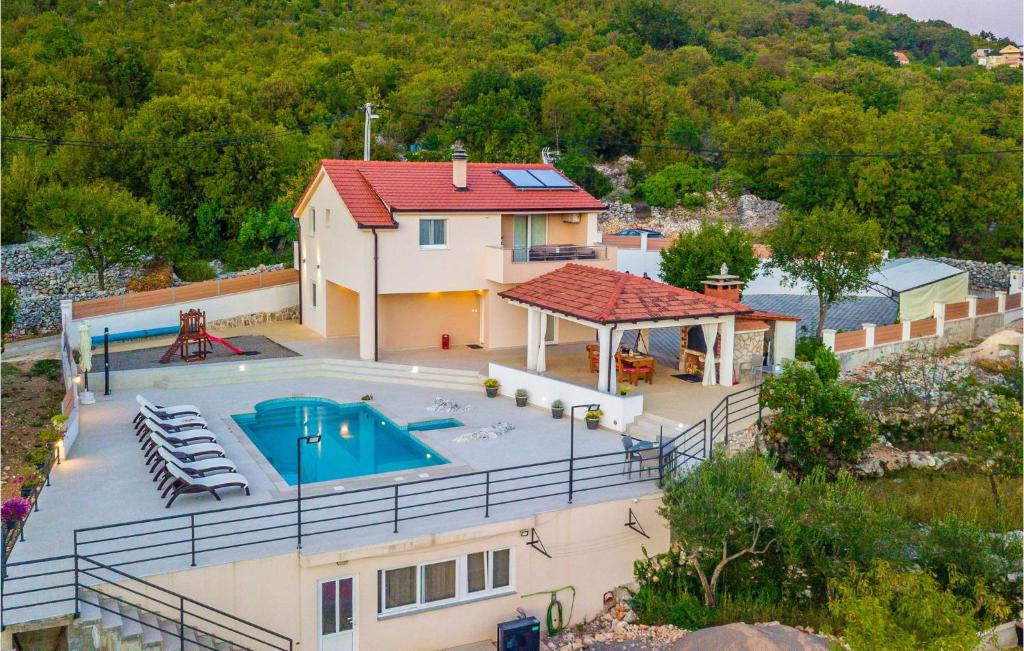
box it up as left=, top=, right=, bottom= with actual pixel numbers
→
left=392, top=486, right=399, bottom=533
left=190, top=514, right=197, bottom=567
left=657, top=427, right=664, bottom=487
left=724, top=394, right=730, bottom=442
left=1, top=523, right=6, bottom=579
left=178, top=596, right=185, bottom=648
left=73, top=530, right=79, bottom=617
left=484, top=471, right=491, bottom=518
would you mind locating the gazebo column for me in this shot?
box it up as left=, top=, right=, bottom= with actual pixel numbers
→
left=719, top=315, right=735, bottom=387
left=536, top=311, right=548, bottom=373
left=597, top=326, right=612, bottom=391
left=526, top=308, right=540, bottom=370
left=608, top=328, right=625, bottom=392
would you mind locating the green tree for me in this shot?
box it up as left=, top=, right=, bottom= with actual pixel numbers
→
left=953, top=395, right=1023, bottom=511
left=30, top=183, right=182, bottom=290
left=659, top=221, right=758, bottom=292
left=238, top=201, right=298, bottom=253
left=767, top=206, right=881, bottom=339
left=659, top=452, right=788, bottom=607
left=760, top=360, right=877, bottom=478
left=633, top=162, right=714, bottom=208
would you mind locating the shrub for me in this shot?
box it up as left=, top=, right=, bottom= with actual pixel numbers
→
left=585, top=409, right=603, bottom=419
left=515, top=388, right=528, bottom=398
left=632, top=162, right=714, bottom=208
left=760, top=362, right=876, bottom=478
left=482, top=378, right=499, bottom=389
left=237, top=201, right=296, bottom=253
left=29, top=358, right=61, bottom=380
left=828, top=561, right=982, bottom=651
left=174, top=259, right=216, bottom=283
left=126, top=259, right=173, bottom=292
left=918, top=514, right=1020, bottom=622
left=659, top=221, right=758, bottom=292
left=2, top=497, right=33, bottom=523
left=1, top=281, right=18, bottom=349
left=794, top=336, right=826, bottom=362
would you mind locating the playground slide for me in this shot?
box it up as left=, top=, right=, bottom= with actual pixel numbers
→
left=207, top=334, right=245, bottom=355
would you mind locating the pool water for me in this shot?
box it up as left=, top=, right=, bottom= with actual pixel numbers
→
left=232, top=398, right=453, bottom=485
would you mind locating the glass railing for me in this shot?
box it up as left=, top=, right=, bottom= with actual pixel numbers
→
left=490, top=244, right=608, bottom=263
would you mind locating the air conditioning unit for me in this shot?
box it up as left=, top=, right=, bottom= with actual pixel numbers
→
left=497, top=616, right=540, bottom=651
left=561, top=213, right=581, bottom=224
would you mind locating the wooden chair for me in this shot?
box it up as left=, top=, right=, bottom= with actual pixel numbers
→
left=586, top=344, right=600, bottom=373
left=615, top=354, right=638, bottom=385
left=633, top=356, right=656, bottom=384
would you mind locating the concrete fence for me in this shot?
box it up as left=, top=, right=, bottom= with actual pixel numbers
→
left=825, top=291, right=1021, bottom=369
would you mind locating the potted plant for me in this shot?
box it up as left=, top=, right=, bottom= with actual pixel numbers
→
left=515, top=389, right=528, bottom=407
left=50, top=414, right=69, bottom=433
left=26, top=447, right=50, bottom=471
left=551, top=400, right=565, bottom=419
left=39, top=426, right=63, bottom=447
left=585, top=408, right=603, bottom=430
left=2, top=497, right=32, bottom=531
left=483, top=378, right=500, bottom=398
left=361, top=394, right=373, bottom=401
left=618, top=385, right=633, bottom=396
left=17, top=468, right=42, bottom=498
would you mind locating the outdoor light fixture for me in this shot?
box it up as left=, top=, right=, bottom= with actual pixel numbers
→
left=568, top=403, right=601, bottom=504
left=296, top=433, right=322, bottom=549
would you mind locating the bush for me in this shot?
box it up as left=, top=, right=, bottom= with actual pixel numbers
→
left=632, top=162, right=714, bottom=208
left=918, top=514, right=1020, bottom=622
left=29, top=358, right=61, bottom=380
left=237, top=201, right=296, bottom=253
left=828, top=561, right=982, bottom=651
left=1, top=281, right=19, bottom=348
left=761, top=362, right=876, bottom=478
left=555, top=152, right=613, bottom=198
left=794, top=336, right=826, bottom=362
left=174, top=259, right=216, bottom=283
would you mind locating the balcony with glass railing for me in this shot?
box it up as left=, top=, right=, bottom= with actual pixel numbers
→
left=485, top=243, right=616, bottom=284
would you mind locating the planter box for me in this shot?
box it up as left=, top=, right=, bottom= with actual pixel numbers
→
left=485, top=387, right=498, bottom=398
left=586, top=418, right=600, bottom=430
left=551, top=408, right=564, bottom=419
left=515, top=396, right=528, bottom=407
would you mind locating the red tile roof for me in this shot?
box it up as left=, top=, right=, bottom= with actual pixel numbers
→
left=499, top=264, right=754, bottom=324
left=307, top=160, right=606, bottom=228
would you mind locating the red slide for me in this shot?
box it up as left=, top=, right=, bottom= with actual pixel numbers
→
left=206, top=334, right=245, bottom=355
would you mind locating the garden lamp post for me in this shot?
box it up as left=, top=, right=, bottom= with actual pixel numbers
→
left=568, top=403, right=600, bottom=504
left=296, top=434, right=322, bottom=549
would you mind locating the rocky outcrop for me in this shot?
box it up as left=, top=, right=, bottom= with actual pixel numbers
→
left=598, top=194, right=782, bottom=239
left=853, top=440, right=966, bottom=478
left=926, top=256, right=1017, bottom=293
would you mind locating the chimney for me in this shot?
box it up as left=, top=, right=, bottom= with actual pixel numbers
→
left=452, top=140, right=468, bottom=191
left=703, top=263, right=743, bottom=303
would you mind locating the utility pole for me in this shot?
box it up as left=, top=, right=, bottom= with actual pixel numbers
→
left=363, top=102, right=379, bottom=161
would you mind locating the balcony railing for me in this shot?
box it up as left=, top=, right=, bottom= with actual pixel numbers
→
left=501, top=244, right=608, bottom=263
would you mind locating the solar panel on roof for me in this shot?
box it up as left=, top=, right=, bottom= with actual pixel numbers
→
left=498, top=169, right=545, bottom=188
left=529, top=169, right=575, bottom=188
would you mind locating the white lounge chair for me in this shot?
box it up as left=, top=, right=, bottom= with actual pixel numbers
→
left=153, top=448, right=236, bottom=491
left=134, top=405, right=207, bottom=438
left=134, top=395, right=201, bottom=424
left=144, top=431, right=226, bottom=467
left=160, top=463, right=249, bottom=507
left=141, top=420, right=217, bottom=454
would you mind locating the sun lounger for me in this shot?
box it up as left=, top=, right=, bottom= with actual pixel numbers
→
left=141, top=420, right=216, bottom=453
left=160, top=463, right=249, bottom=507
left=134, top=405, right=207, bottom=438
left=153, top=448, right=236, bottom=491
left=143, top=431, right=226, bottom=467
left=134, top=395, right=201, bottom=425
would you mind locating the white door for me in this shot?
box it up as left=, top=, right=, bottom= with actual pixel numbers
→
left=319, top=576, right=355, bottom=651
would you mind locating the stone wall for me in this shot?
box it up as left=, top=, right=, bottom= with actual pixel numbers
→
left=925, top=256, right=1016, bottom=292
left=208, top=305, right=298, bottom=329
left=733, top=330, right=766, bottom=380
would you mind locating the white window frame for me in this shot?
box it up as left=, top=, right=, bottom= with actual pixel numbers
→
left=309, top=207, right=316, bottom=235
left=378, top=548, right=513, bottom=617
left=419, top=218, right=448, bottom=250
left=317, top=575, right=356, bottom=650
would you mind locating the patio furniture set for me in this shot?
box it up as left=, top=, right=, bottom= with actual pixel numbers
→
left=133, top=396, right=250, bottom=507
left=587, top=344, right=656, bottom=385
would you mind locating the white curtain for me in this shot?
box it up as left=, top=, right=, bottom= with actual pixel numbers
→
left=701, top=323, right=718, bottom=386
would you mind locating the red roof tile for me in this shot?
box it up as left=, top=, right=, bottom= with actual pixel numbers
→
left=305, top=160, right=606, bottom=228
left=499, top=264, right=754, bottom=324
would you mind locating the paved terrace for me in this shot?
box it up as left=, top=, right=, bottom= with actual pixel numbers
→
left=4, top=372, right=667, bottom=625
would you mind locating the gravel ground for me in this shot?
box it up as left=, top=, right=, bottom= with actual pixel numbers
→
left=95, top=335, right=298, bottom=371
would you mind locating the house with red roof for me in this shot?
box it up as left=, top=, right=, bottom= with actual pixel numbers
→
left=291, top=143, right=615, bottom=360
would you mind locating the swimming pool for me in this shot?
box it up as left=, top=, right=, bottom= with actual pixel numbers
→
left=232, top=398, right=453, bottom=485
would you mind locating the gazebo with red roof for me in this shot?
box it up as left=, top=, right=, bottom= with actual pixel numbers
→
left=499, top=264, right=768, bottom=392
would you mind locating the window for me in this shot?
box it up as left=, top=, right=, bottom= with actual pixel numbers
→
left=379, top=548, right=512, bottom=616
left=311, top=282, right=317, bottom=308
left=419, top=218, right=447, bottom=248
left=325, top=208, right=331, bottom=227
left=309, top=207, right=316, bottom=234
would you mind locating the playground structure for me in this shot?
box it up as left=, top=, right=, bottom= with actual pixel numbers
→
left=159, top=309, right=247, bottom=364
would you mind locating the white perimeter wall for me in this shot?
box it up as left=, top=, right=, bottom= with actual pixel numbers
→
left=615, top=247, right=663, bottom=280
left=487, top=363, right=644, bottom=432
left=69, top=284, right=298, bottom=344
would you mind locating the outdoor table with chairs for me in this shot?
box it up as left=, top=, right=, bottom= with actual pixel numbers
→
left=587, top=345, right=656, bottom=386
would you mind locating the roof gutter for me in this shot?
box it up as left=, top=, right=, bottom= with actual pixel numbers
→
left=372, top=227, right=380, bottom=362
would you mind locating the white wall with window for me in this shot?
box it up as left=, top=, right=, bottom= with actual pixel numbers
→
left=378, top=548, right=512, bottom=617
left=419, top=218, right=447, bottom=249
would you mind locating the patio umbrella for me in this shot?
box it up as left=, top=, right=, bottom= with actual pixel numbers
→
left=78, top=320, right=93, bottom=388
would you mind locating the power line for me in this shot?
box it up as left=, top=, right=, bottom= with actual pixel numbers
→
left=388, top=107, right=1023, bottom=159
left=0, top=109, right=363, bottom=149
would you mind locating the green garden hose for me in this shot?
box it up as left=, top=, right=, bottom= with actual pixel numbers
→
left=521, top=585, right=576, bottom=636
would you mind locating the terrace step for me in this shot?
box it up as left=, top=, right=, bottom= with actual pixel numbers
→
left=626, top=413, right=686, bottom=442
left=138, top=612, right=165, bottom=649
left=98, top=597, right=124, bottom=632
